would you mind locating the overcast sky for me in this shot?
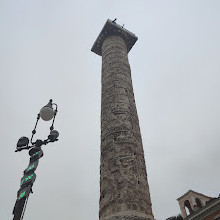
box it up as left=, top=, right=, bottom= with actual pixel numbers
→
left=0, top=1, right=220, bottom=220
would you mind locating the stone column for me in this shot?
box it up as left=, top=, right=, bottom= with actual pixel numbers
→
left=92, top=20, right=154, bottom=220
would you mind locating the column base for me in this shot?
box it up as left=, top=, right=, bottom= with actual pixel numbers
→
left=101, top=211, right=155, bottom=220
left=103, top=217, right=153, bottom=220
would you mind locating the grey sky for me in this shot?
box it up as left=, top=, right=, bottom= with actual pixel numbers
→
left=0, top=1, right=220, bottom=220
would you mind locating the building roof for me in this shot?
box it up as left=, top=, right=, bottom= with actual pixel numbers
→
left=177, top=190, right=212, bottom=201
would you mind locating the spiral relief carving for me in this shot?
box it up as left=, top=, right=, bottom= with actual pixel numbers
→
left=99, top=35, right=154, bottom=220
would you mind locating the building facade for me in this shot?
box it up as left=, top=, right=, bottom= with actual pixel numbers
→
left=177, top=190, right=220, bottom=220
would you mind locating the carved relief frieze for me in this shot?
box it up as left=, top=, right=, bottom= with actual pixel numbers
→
left=98, top=34, right=154, bottom=220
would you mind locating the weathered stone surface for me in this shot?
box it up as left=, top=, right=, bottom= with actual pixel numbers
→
left=98, top=34, right=154, bottom=220
left=105, top=216, right=153, bottom=220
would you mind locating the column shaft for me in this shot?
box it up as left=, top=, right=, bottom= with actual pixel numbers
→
left=100, top=36, right=154, bottom=220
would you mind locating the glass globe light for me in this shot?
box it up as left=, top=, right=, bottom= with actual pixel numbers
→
left=40, top=102, right=54, bottom=121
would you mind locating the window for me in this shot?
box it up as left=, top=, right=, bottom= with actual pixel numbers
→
left=184, top=200, right=193, bottom=215
left=195, top=198, right=202, bottom=208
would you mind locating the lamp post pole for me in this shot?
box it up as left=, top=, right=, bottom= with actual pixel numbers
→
left=12, top=99, right=59, bottom=220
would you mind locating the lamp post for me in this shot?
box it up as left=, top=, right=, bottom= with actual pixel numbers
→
left=12, top=99, right=59, bottom=220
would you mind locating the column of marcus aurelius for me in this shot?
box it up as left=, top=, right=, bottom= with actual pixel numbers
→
left=91, top=19, right=154, bottom=220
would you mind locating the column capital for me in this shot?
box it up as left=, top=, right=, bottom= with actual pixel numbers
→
left=91, top=19, right=138, bottom=56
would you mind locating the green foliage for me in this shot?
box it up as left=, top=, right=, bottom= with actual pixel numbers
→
left=166, top=214, right=183, bottom=220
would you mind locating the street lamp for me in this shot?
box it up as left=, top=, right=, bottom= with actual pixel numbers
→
left=12, top=99, right=59, bottom=220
